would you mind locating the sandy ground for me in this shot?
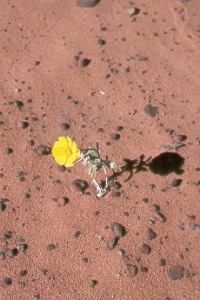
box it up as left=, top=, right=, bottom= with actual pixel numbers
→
left=0, top=0, right=200, bottom=299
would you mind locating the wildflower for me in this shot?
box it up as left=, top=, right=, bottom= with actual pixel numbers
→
left=52, top=136, right=80, bottom=167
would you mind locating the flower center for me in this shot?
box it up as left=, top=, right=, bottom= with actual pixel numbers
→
left=64, top=147, right=72, bottom=157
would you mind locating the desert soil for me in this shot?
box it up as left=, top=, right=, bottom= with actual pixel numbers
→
left=0, top=0, right=200, bottom=299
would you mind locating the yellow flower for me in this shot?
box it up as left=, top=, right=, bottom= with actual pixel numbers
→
left=52, top=136, right=80, bottom=167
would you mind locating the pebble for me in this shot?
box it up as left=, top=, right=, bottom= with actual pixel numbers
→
left=146, top=228, right=157, bottom=240
left=46, top=244, right=57, bottom=251
left=170, top=178, right=183, bottom=187
left=36, top=145, right=51, bottom=155
left=5, top=147, right=13, bottom=154
left=60, top=123, right=70, bottom=130
left=174, top=133, right=187, bottom=142
left=98, top=39, right=106, bottom=45
left=74, top=231, right=81, bottom=238
left=168, top=265, right=185, bottom=281
left=14, top=100, right=24, bottom=108
left=159, top=258, right=167, bottom=266
left=19, top=270, right=28, bottom=277
left=57, top=165, right=67, bottom=172
left=76, top=0, right=99, bottom=7
left=0, top=202, right=7, bottom=212
left=106, top=237, right=118, bottom=250
left=58, top=196, right=69, bottom=207
left=110, top=222, right=126, bottom=238
left=17, top=243, right=28, bottom=253
left=0, top=251, right=6, bottom=260
left=126, top=264, right=138, bottom=277
left=142, top=197, right=149, bottom=204
left=80, top=58, right=91, bottom=67
left=115, top=126, right=124, bottom=131
left=155, top=211, right=167, bottom=222
left=110, top=181, right=122, bottom=190
left=17, top=121, right=29, bottom=129
left=91, top=279, right=98, bottom=287
left=111, top=133, right=120, bottom=140
left=2, top=277, right=12, bottom=286
left=144, top=104, right=159, bottom=117
left=140, top=243, right=151, bottom=255
left=71, top=179, right=89, bottom=193
left=140, top=266, right=148, bottom=273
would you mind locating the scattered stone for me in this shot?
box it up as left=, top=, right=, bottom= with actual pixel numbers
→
left=82, top=257, right=89, bottom=263
left=160, top=258, right=167, bottom=266
left=149, top=204, right=160, bottom=212
left=17, top=243, right=28, bottom=253
left=140, top=243, right=151, bottom=255
left=80, top=58, right=91, bottom=67
left=40, top=269, right=48, bottom=275
left=14, top=100, right=24, bottom=108
left=146, top=228, right=157, bottom=240
left=76, top=0, right=99, bottom=7
left=19, top=270, right=28, bottom=277
left=91, top=280, right=98, bottom=288
left=115, top=126, right=124, bottom=131
left=142, top=197, right=149, bottom=204
left=74, top=231, right=81, bottom=238
left=35, top=61, right=40, bottom=66
left=110, top=222, right=126, bottom=238
left=60, top=123, right=70, bottom=130
left=0, top=202, right=7, bottom=212
left=168, top=265, right=185, bottom=281
left=46, top=244, right=57, bottom=251
left=155, top=211, right=167, bottom=222
left=161, top=142, right=184, bottom=150
left=127, top=7, right=140, bottom=16
left=58, top=196, right=69, bottom=207
left=144, top=104, right=159, bottom=117
left=111, top=133, right=120, bottom=140
left=170, top=178, right=183, bottom=187
left=36, top=145, right=51, bottom=155
left=7, top=248, right=18, bottom=258
left=140, top=266, right=148, bottom=273
left=58, top=165, right=66, bottom=172
left=187, top=223, right=196, bottom=230
left=98, top=39, right=106, bottom=45
left=126, top=264, right=138, bottom=277
left=2, top=277, right=12, bottom=286
left=148, top=183, right=155, bottom=189
left=17, top=121, right=29, bottom=129
left=110, top=181, right=122, bottom=190
left=0, top=251, right=6, bottom=260
left=71, top=179, right=89, bottom=193
left=106, top=237, right=118, bottom=250
left=174, top=133, right=187, bottom=142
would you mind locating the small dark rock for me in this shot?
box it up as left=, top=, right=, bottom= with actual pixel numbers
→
left=82, top=257, right=89, bottom=263
left=74, top=231, right=81, bottom=238
left=155, top=211, right=167, bottom=222
left=71, top=179, right=89, bottom=193
left=14, top=100, right=24, bottom=108
left=115, top=126, right=124, bottom=131
left=111, top=133, right=120, bottom=140
left=168, top=265, right=185, bottom=281
left=76, top=0, right=99, bottom=7
left=58, top=165, right=66, bottom=172
left=174, top=134, right=187, bottom=142
left=106, top=237, right=118, bottom=250
left=35, top=61, right=40, bottom=66
left=91, top=279, right=98, bottom=288
left=146, top=228, right=157, bottom=240
left=60, top=123, right=70, bottom=130
left=110, top=222, right=126, bottom=238
left=0, top=251, right=6, bottom=260
left=5, top=148, right=13, bottom=154
left=46, top=244, right=57, bottom=251
left=17, top=243, right=28, bottom=253
left=144, top=104, right=159, bottom=117
left=19, top=270, right=28, bottom=277
left=140, top=243, right=151, bottom=255
left=80, top=58, right=91, bottom=67
left=40, top=269, right=48, bottom=275
left=2, top=277, right=12, bottom=286
left=36, top=145, right=51, bottom=155
left=110, top=181, right=122, bottom=190
left=7, top=248, right=18, bottom=258
left=159, top=258, right=167, bottom=266
left=126, top=264, right=138, bottom=277
left=0, top=202, right=7, bottom=212
left=58, top=196, right=69, bottom=207
left=17, top=121, right=29, bottom=129
left=98, top=39, right=106, bottom=45
left=140, top=266, right=148, bottom=273
left=170, top=178, right=183, bottom=187
left=142, top=197, right=149, bottom=204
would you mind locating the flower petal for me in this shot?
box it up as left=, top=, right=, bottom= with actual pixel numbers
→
left=65, top=136, right=72, bottom=147
left=71, top=142, right=80, bottom=155
left=64, top=153, right=77, bottom=167
left=58, top=136, right=69, bottom=148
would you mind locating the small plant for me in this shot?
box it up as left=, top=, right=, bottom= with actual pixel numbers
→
left=52, top=136, right=117, bottom=197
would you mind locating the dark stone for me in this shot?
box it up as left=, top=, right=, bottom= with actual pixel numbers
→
left=71, top=179, right=89, bottom=193
left=170, top=178, right=183, bottom=187
left=115, top=126, right=124, bottom=131
left=60, top=123, right=70, bottom=130
left=74, top=231, right=81, bottom=238
left=58, top=196, right=69, bottom=207
left=106, top=237, right=118, bottom=250
left=19, top=270, right=28, bottom=277
left=36, top=145, right=51, bottom=155
left=168, top=265, right=185, bottom=281
left=140, top=266, right=148, bottom=273
left=110, top=222, right=126, bottom=238
left=0, top=202, right=7, bottom=212
left=174, top=134, right=187, bottom=142
left=98, top=39, right=106, bottom=45
left=58, top=165, right=67, bottom=172
left=111, top=133, right=120, bottom=140
left=140, top=243, right=151, bottom=255
left=76, top=0, right=100, bottom=7
left=91, top=280, right=98, bottom=287
left=159, top=258, right=167, bottom=266
left=142, top=197, right=149, bottom=204
left=35, top=61, right=40, bottom=65
left=144, top=104, right=159, bottom=117
left=146, top=228, right=157, bottom=240
left=14, top=100, right=24, bottom=108
left=110, top=181, right=122, bottom=190
left=17, top=243, right=28, bottom=252
left=2, top=277, right=12, bottom=286
left=46, top=244, right=57, bottom=251
left=126, top=264, right=138, bottom=277
left=17, top=121, right=29, bottom=129
left=40, top=269, right=48, bottom=275
left=80, top=58, right=91, bottom=67
left=0, top=251, right=6, bottom=260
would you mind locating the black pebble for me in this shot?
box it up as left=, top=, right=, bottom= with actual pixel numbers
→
left=168, top=265, right=185, bottom=281
left=111, top=133, right=120, bottom=140
left=146, top=228, right=157, bottom=240
left=19, top=270, right=28, bottom=277
left=170, top=178, right=183, bottom=187
left=140, top=243, right=151, bottom=255
left=142, top=197, right=149, bottom=204
left=36, top=145, right=51, bottom=155
left=160, top=258, right=167, bottom=266
left=0, top=251, right=6, bottom=260
left=2, top=277, right=12, bottom=286
left=80, top=58, right=91, bottom=67
left=58, top=165, right=67, bottom=172
left=106, top=237, right=118, bottom=250
left=144, top=104, right=159, bottom=117
left=17, top=121, right=29, bottom=129
left=74, top=231, right=81, bottom=238
left=110, top=222, right=126, bottom=238
left=46, top=244, right=57, bottom=251
left=115, top=126, right=124, bottom=131
left=17, top=243, right=28, bottom=253
left=91, top=279, right=98, bottom=288
left=126, top=264, right=138, bottom=277
left=0, top=203, right=7, bottom=212
left=14, top=100, right=24, bottom=108
left=60, top=123, right=70, bottom=130
left=5, top=148, right=13, bottom=154
left=98, top=39, right=106, bottom=45
left=71, top=179, right=89, bottom=193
